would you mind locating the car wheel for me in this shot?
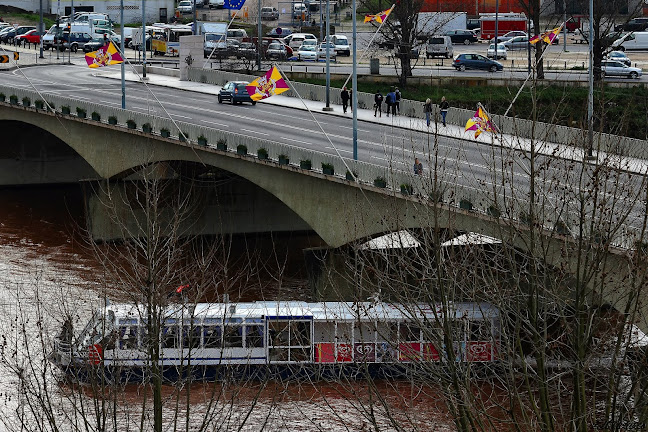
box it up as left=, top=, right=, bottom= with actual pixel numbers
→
left=218, top=95, right=222, bottom=103
left=490, top=65, right=497, bottom=72
left=459, top=64, right=466, bottom=71
left=463, top=39, right=471, bottom=45
left=630, top=71, right=639, bottom=79
left=426, top=54, right=430, bottom=59
left=231, top=98, right=235, bottom=105
left=252, top=101, right=256, bottom=106
left=71, top=44, right=78, bottom=53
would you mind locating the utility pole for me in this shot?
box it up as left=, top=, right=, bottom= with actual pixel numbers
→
left=193, top=0, right=197, bottom=35
left=257, top=0, right=261, bottom=71
left=121, top=0, right=126, bottom=108
left=323, top=0, right=331, bottom=111
left=587, top=0, right=594, bottom=157
left=39, top=0, right=44, bottom=58
left=142, top=0, right=147, bottom=78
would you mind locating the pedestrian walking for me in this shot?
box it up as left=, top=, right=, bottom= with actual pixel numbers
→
left=374, top=90, right=383, bottom=117
left=341, top=87, right=350, bottom=113
left=349, top=89, right=353, bottom=112
left=385, top=87, right=396, bottom=117
left=423, top=98, right=433, bottom=127
left=394, top=87, right=401, bottom=115
left=440, top=96, right=449, bottom=127
left=414, top=158, right=423, bottom=175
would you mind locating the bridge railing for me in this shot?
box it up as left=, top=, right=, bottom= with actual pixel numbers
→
left=0, top=84, right=642, bottom=250
left=188, top=67, right=648, bottom=160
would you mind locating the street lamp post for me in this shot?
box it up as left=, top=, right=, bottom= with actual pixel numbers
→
left=39, top=0, right=44, bottom=58
left=323, top=0, right=331, bottom=111
left=142, top=0, right=147, bottom=78
left=352, top=0, right=357, bottom=159
left=257, top=0, right=262, bottom=71
left=121, top=0, right=126, bottom=108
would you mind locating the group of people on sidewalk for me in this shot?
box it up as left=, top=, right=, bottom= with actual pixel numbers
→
left=424, top=96, right=449, bottom=127
left=373, top=87, right=401, bottom=117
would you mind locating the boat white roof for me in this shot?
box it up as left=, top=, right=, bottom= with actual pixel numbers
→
left=441, top=232, right=502, bottom=247
left=106, top=301, right=498, bottom=323
left=358, top=230, right=421, bottom=250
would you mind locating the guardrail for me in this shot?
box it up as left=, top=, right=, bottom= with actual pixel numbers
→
left=188, top=67, right=648, bottom=161
left=0, top=83, right=641, bottom=251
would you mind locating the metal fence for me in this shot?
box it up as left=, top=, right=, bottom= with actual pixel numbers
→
left=0, top=82, right=642, bottom=250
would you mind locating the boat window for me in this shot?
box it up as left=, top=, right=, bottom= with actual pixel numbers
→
left=399, top=323, right=421, bottom=343
left=353, top=321, right=374, bottom=343
left=183, top=325, right=202, bottom=349
left=470, top=321, right=491, bottom=341
left=139, top=326, right=150, bottom=350
left=269, top=320, right=290, bottom=346
left=245, top=325, right=264, bottom=348
left=223, top=324, right=243, bottom=348
left=203, top=326, right=222, bottom=348
left=119, top=326, right=138, bottom=349
left=376, top=321, right=396, bottom=343
left=336, top=322, right=352, bottom=344
left=314, top=321, right=335, bottom=342
left=451, top=320, right=465, bottom=343
left=290, top=321, right=311, bottom=346
left=163, top=326, right=179, bottom=349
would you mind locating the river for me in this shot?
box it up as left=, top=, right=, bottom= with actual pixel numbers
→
left=0, top=185, right=463, bottom=431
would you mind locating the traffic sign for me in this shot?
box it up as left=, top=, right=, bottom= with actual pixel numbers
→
left=0, top=52, right=19, bottom=63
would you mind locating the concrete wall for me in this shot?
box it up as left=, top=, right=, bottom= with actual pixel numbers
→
left=179, top=35, right=204, bottom=81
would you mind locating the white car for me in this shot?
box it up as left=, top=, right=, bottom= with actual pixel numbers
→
left=325, top=34, right=350, bottom=56
left=601, top=60, right=642, bottom=78
left=209, top=0, right=224, bottom=8
left=178, top=1, right=193, bottom=14
left=487, top=43, right=507, bottom=60
left=297, top=45, right=317, bottom=61
left=606, top=50, right=631, bottom=66
left=300, top=39, right=317, bottom=49
left=317, top=42, right=337, bottom=60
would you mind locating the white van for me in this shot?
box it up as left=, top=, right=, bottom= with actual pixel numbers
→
left=73, top=13, right=110, bottom=24
left=426, top=35, right=453, bottom=58
left=227, top=28, right=247, bottom=41
left=324, top=34, right=350, bottom=55
left=284, top=32, right=316, bottom=49
left=292, top=3, right=308, bottom=19
left=615, top=32, right=648, bottom=50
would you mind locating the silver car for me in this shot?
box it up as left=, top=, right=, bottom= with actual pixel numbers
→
left=317, top=42, right=337, bottom=60
left=601, top=60, right=642, bottom=78
left=502, top=35, right=531, bottom=50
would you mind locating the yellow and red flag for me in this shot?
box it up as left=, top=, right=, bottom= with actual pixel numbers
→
left=530, top=24, right=563, bottom=45
left=465, top=104, right=496, bottom=139
left=246, top=66, right=290, bottom=102
left=85, top=41, right=124, bottom=68
left=364, top=6, right=393, bottom=24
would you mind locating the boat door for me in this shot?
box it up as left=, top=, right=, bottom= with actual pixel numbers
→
left=266, top=316, right=313, bottom=363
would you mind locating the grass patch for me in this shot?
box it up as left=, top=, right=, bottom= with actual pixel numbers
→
left=296, top=77, right=648, bottom=139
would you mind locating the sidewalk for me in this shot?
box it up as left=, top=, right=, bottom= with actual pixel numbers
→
left=96, top=67, right=634, bottom=170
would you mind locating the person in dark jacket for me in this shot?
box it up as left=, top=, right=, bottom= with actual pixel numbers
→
left=374, top=90, right=383, bottom=117
left=394, top=87, right=401, bottom=115
left=341, top=87, right=350, bottom=113
left=423, top=98, right=433, bottom=127
left=440, top=96, right=449, bottom=126
left=385, top=87, right=396, bottom=117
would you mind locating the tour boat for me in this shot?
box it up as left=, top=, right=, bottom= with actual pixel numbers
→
left=51, top=300, right=500, bottom=382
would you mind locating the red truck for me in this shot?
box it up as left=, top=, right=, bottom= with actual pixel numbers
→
left=479, top=13, right=528, bottom=40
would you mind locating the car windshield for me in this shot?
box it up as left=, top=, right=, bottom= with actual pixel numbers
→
left=269, top=43, right=281, bottom=49
left=301, top=46, right=315, bottom=51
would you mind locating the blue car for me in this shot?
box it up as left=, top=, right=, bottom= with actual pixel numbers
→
left=453, top=53, right=503, bottom=72
left=218, top=81, right=256, bottom=105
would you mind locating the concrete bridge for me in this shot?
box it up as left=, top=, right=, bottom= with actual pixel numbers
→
left=1, top=83, right=647, bottom=331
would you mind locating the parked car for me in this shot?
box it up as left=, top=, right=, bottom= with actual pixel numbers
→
left=209, top=0, right=225, bottom=8
left=300, top=38, right=317, bottom=49
left=425, top=35, right=453, bottom=58
left=502, top=35, right=531, bottom=50
left=266, top=42, right=287, bottom=60
left=6, top=26, right=36, bottom=44
left=218, top=81, right=256, bottom=105
left=14, top=29, right=41, bottom=46
left=60, top=32, right=93, bottom=52
left=492, top=30, right=527, bottom=43
left=606, top=50, right=631, bottom=66
left=178, top=1, right=193, bottom=14
left=261, top=7, right=279, bottom=20
left=0, top=26, right=15, bottom=43
left=82, top=36, right=121, bottom=52
left=600, top=60, right=642, bottom=78
left=615, top=17, right=648, bottom=32
left=325, top=34, right=350, bottom=56
left=444, top=29, right=478, bottom=45
left=236, top=42, right=257, bottom=59
left=317, top=42, right=337, bottom=60
left=205, top=38, right=239, bottom=58
left=466, top=18, right=480, bottom=31
left=453, top=53, right=503, bottom=72
left=283, top=33, right=317, bottom=50
left=487, top=43, right=507, bottom=60
left=297, top=45, right=317, bottom=60
left=267, top=27, right=292, bottom=37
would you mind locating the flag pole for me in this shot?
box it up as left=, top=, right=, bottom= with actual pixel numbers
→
left=502, top=23, right=563, bottom=117
left=120, top=0, right=126, bottom=109
left=342, top=4, right=394, bottom=91
left=352, top=0, right=359, bottom=159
